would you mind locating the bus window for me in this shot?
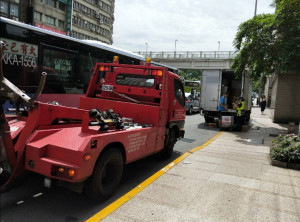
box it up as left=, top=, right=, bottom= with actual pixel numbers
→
left=42, top=48, right=77, bottom=93
left=78, top=54, right=105, bottom=93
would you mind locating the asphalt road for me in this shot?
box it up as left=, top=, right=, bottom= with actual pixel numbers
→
left=0, top=113, right=219, bottom=222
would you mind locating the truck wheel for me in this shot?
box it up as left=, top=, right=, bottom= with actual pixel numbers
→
left=188, top=107, right=193, bottom=115
left=160, top=129, right=176, bottom=159
left=204, top=116, right=213, bottom=123
left=84, top=148, right=123, bottom=201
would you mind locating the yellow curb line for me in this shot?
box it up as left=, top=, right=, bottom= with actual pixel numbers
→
left=85, top=131, right=224, bottom=222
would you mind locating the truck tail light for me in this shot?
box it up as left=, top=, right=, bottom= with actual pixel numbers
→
left=99, top=66, right=110, bottom=72
left=52, top=166, right=75, bottom=179
left=83, top=154, right=92, bottom=161
left=151, top=70, right=163, bottom=76
left=58, top=167, right=64, bottom=173
left=68, top=169, right=75, bottom=177
left=99, top=66, right=111, bottom=72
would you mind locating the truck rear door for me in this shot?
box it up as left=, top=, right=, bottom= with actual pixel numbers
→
left=200, top=70, right=222, bottom=110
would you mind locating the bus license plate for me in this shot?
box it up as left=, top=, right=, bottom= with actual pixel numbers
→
left=102, top=84, right=113, bottom=92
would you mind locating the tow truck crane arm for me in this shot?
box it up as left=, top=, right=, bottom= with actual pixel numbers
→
left=0, top=41, right=47, bottom=191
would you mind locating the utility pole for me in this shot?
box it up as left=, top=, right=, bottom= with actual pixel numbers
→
left=254, top=0, right=258, bottom=16
left=174, top=39, right=178, bottom=58
left=145, top=43, right=148, bottom=57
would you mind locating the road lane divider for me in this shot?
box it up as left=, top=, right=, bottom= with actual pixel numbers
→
left=86, top=131, right=224, bottom=222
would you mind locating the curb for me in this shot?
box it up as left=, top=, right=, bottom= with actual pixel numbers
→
left=270, top=158, right=300, bottom=170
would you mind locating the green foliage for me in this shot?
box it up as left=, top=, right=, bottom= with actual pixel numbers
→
left=179, top=69, right=202, bottom=81
left=232, top=0, right=300, bottom=80
left=270, top=134, right=300, bottom=163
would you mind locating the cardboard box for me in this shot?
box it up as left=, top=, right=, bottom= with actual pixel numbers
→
left=241, top=125, right=248, bottom=132
left=208, top=123, right=218, bottom=128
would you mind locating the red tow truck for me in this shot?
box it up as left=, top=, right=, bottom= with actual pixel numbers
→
left=0, top=54, right=185, bottom=200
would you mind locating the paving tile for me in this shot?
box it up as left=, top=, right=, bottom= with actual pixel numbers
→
left=209, top=172, right=261, bottom=190
left=240, top=205, right=300, bottom=222
left=104, top=195, right=184, bottom=222
left=260, top=181, right=300, bottom=199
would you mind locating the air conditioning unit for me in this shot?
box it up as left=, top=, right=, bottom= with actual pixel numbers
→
left=12, top=17, right=19, bottom=21
left=77, top=12, right=82, bottom=17
left=83, top=9, right=87, bottom=13
left=92, top=28, right=95, bottom=32
left=98, top=19, right=104, bottom=25
left=98, top=1, right=102, bottom=7
left=96, top=30, right=100, bottom=33
left=95, top=14, right=100, bottom=19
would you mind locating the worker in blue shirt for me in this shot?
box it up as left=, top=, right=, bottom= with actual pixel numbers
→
left=218, top=92, right=229, bottom=111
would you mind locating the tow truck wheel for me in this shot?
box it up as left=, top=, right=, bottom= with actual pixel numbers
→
left=84, top=148, right=123, bottom=201
left=160, top=129, right=176, bottom=159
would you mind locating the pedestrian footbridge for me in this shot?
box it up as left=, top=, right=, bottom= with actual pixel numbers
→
left=136, top=51, right=237, bottom=70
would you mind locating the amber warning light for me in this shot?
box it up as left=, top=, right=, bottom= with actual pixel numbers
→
left=113, top=56, right=119, bottom=64
left=146, top=58, right=151, bottom=66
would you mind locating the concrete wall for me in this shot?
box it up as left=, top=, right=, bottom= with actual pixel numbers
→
left=271, top=73, right=300, bottom=122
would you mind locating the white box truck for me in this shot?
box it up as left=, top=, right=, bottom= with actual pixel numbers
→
left=200, top=69, right=251, bottom=126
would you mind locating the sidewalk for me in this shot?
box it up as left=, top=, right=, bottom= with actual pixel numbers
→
left=98, top=107, right=300, bottom=222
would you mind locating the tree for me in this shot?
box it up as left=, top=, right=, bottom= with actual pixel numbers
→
left=232, top=0, right=300, bottom=82
left=178, top=69, right=202, bottom=81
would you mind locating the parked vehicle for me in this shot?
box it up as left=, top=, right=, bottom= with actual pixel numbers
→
left=200, top=69, right=251, bottom=124
left=0, top=56, right=185, bottom=201
left=185, top=93, right=200, bottom=115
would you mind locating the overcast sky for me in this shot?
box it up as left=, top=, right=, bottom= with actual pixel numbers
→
left=112, top=0, right=275, bottom=52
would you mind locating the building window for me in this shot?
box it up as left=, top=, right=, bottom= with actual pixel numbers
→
left=58, top=20, right=64, bottom=29
left=44, top=15, right=55, bottom=25
left=0, top=2, right=9, bottom=14
left=34, top=11, right=42, bottom=21
left=45, top=0, right=56, bottom=8
left=58, top=2, right=66, bottom=11
left=10, top=4, right=19, bottom=17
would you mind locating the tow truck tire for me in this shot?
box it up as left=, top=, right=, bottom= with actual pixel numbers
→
left=160, top=129, right=176, bottom=159
left=84, top=148, right=123, bottom=201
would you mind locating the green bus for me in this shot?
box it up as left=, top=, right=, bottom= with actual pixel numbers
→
left=183, top=80, right=200, bottom=94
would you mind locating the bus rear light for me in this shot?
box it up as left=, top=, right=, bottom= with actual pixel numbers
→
left=113, top=56, right=119, bottom=64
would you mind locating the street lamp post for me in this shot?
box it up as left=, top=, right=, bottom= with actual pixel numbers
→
left=145, top=43, right=148, bottom=57
left=254, top=0, right=258, bottom=16
left=174, top=39, right=178, bottom=58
